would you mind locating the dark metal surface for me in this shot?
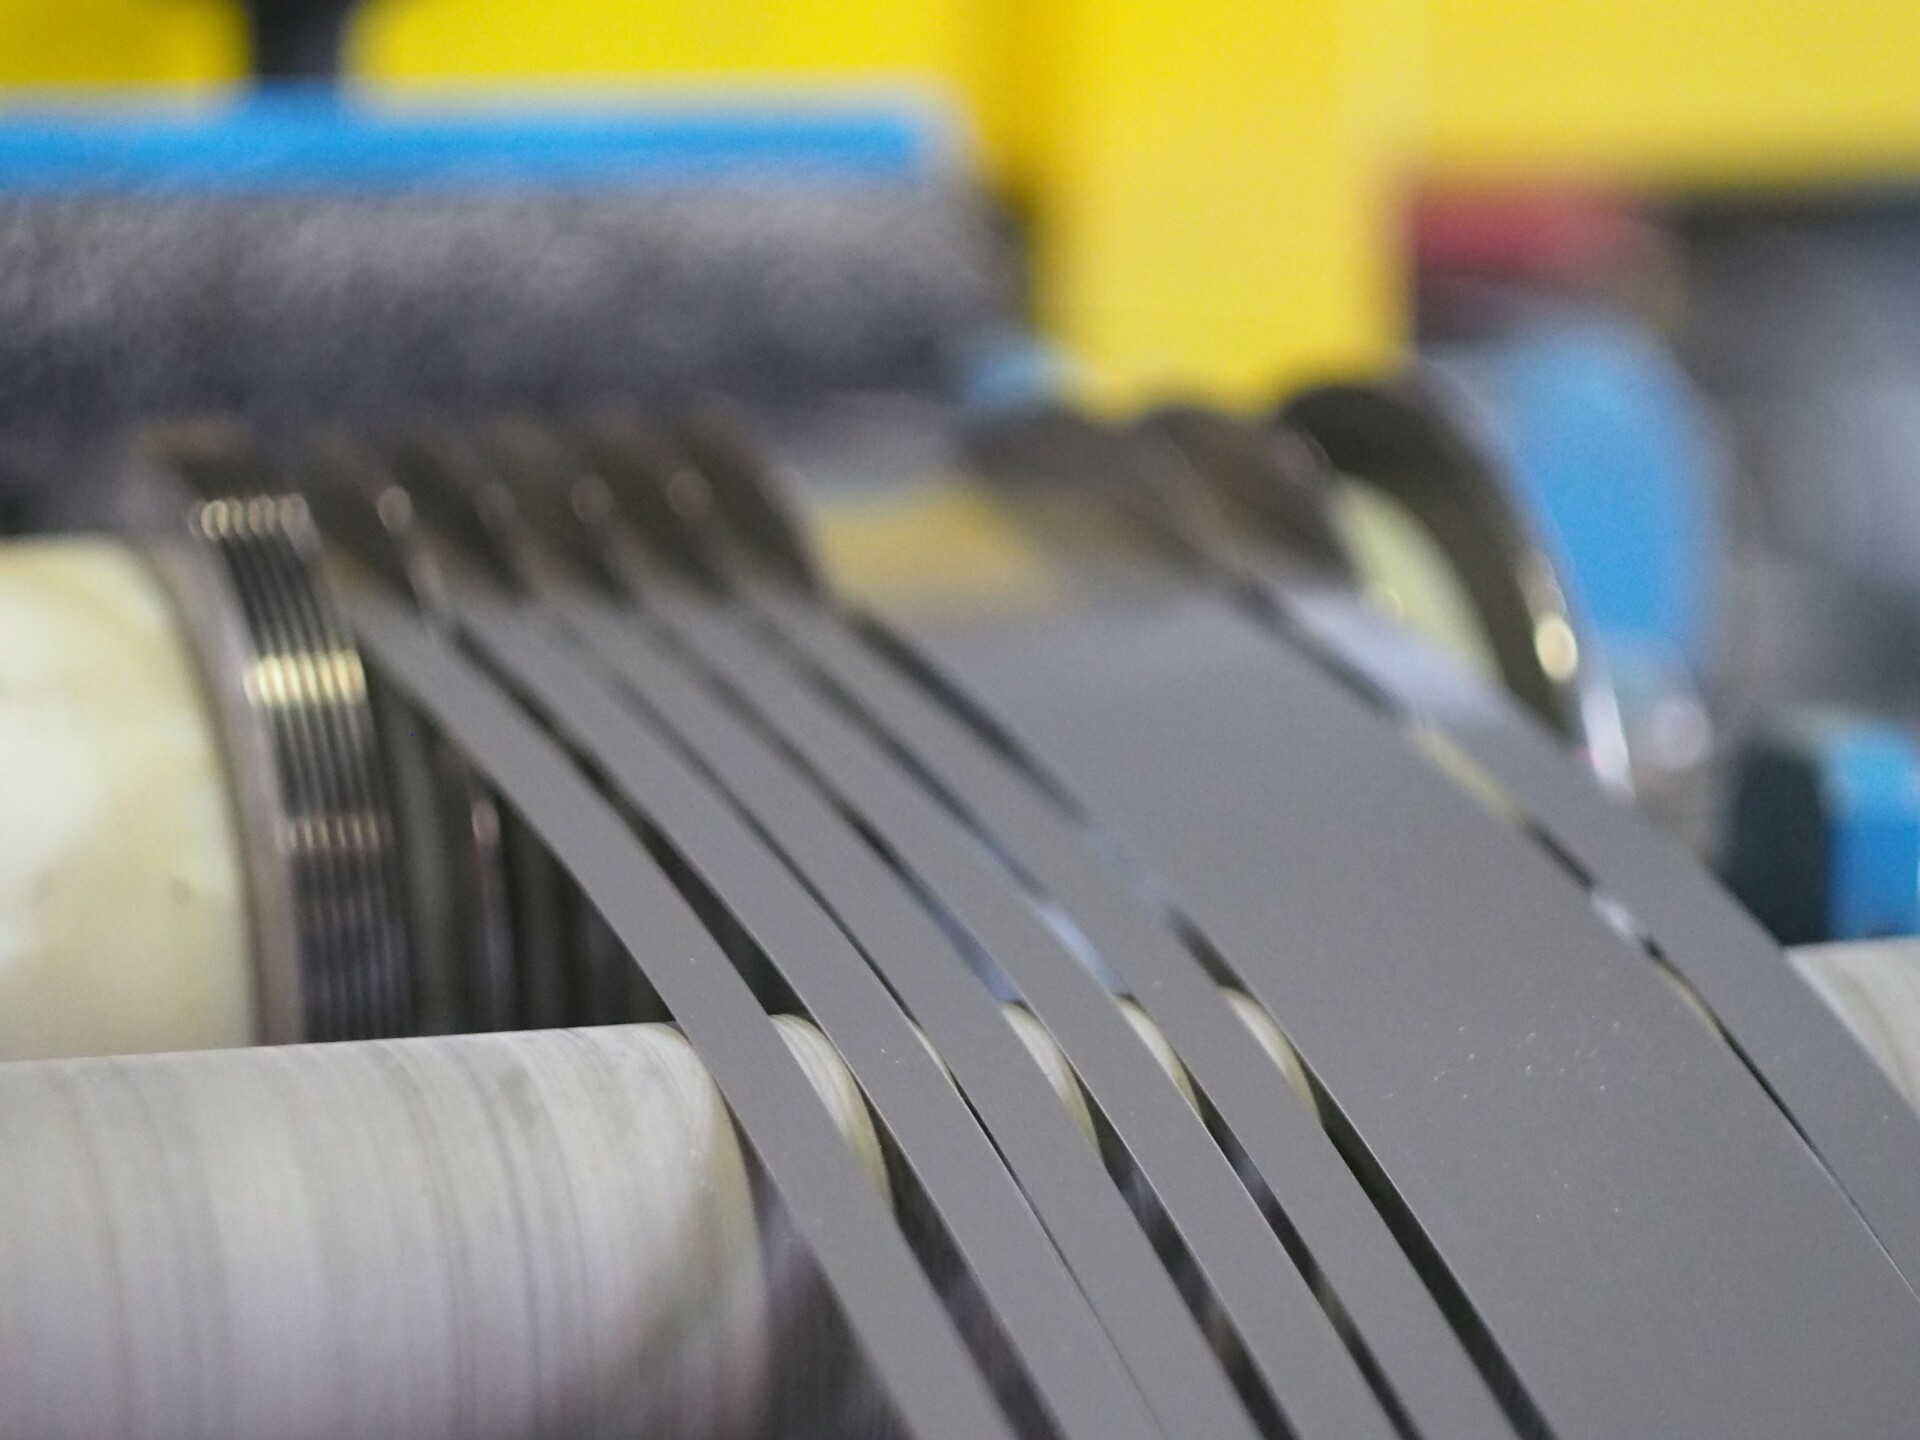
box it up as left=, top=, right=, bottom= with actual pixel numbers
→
left=868, top=574, right=1920, bottom=1438
left=646, top=583, right=1396, bottom=1440
left=750, top=589, right=1515, bottom=1440
left=1283, top=589, right=1920, bottom=1289
left=1077, top=403, right=1920, bottom=1297
left=460, top=595, right=1163, bottom=1440
left=470, top=583, right=1181, bottom=1437
left=558, top=586, right=1267, bottom=1440
left=342, top=587, right=1018, bottom=1440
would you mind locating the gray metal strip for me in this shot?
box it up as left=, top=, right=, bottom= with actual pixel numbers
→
left=1285, top=588, right=1920, bottom=1287
left=339, top=588, right=1018, bottom=1440
left=873, top=585, right=1920, bottom=1440
left=1103, top=402, right=1920, bottom=1289
left=556, top=592, right=1264, bottom=1440
left=632, top=589, right=1392, bottom=1440
left=753, top=589, right=1514, bottom=1440
left=449, top=589, right=1166, bottom=1440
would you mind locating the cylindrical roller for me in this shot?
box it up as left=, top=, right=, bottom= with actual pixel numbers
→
left=1792, top=940, right=1920, bottom=1112
left=0, top=1018, right=889, bottom=1440
left=0, top=538, right=254, bottom=1059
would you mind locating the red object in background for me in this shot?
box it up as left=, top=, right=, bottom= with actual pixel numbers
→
left=1414, top=187, right=1651, bottom=285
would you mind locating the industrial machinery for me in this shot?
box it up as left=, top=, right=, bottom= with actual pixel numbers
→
left=2, top=99, right=1919, bottom=1440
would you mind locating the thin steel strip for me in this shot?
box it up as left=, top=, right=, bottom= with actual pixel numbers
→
left=874, top=585, right=1920, bottom=1440
left=451, top=589, right=1167, bottom=1440
left=754, top=589, right=1514, bottom=1440
left=635, top=589, right=1393, bottom=1440
left=1286, top=587, right=1920, bottom=1285
left=1106, top=403, right=1920, bottom=1287
left=557, top=592, right=1263, bottom=1440
left=339, top=587, right=1018, bottom=1440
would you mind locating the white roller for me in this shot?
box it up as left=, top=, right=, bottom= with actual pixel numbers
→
left=0, top=539, right=253, bottom=1059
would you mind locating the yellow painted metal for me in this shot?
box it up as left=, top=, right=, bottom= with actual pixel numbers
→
left=1011, top=0, right=1411, bottom=409
left=1425, top=0, right=1920, bottom=186
left=0, top=1, right=241, bottom=87
left=351, top=0, right=977, bottom=92
left=352, top=0, right=1411, bottom=404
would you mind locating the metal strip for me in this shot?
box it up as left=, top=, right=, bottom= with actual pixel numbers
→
left=556, top=591, right=1263, bottom=1440
left=1099, top=402, right=1920, bottom=1291
left=752, top=589, right=1515, bottom=1440
left=628, top=587, right=1391, bottom=1440
left=1285, top=587, right=1920, bottom=1286
left=450, top=589, right=1166, bottom=1440
left=871, top=583, right=1920, bottom=1440
left=339, top=587, right=1017, bottom=1440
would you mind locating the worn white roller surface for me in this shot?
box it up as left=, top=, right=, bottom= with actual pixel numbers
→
left=0, top=1021, right=888, bottom=1440
left=0, top=539, right=253, bottom=1058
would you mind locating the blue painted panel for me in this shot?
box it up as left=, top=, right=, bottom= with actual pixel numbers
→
left=0, top=87, right=949, bottom=191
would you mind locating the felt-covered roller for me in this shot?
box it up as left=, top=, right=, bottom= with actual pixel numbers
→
left=0, top=1018, right=888, bottom=1440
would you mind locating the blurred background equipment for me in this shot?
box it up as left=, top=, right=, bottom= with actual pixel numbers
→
left=3, top=2, right=1920, bottom=1436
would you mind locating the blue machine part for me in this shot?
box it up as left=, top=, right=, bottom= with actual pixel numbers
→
left=0, top=87, right=952, bottom=192
left=957, top=328, right=1073, bottom=417
left=1725, top=710, right=1920, bottom=945
left=1432, top=313, right=1725, bottom=674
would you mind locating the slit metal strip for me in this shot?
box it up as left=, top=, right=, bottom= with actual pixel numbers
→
left=1102, top=401, right=1920, bottom=1289
left=555, top=589, right=1264, bottom=1440
left=1285, top=588, right=1920, bottom=1285
left=392, top=425, right=1278, bottom=1440
left=629, top=586, right=1393, bottom=1440
left=867, top=583, right=1920, bottom=1440
left=448, top=587, right=1166, bottom=1440
left=338, top=586, right=1018, bottom=1440
left=751, top=589, right=1515, bottom=1440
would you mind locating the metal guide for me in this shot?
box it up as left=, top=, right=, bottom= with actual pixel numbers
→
left=868, top=580, right=1920, bottom=1438
left=746, top=588, right=1515, bottom=1440
left=340, top=589, right=1017, bottom=1440
left=626, top=586, right=1396, bottom=1440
